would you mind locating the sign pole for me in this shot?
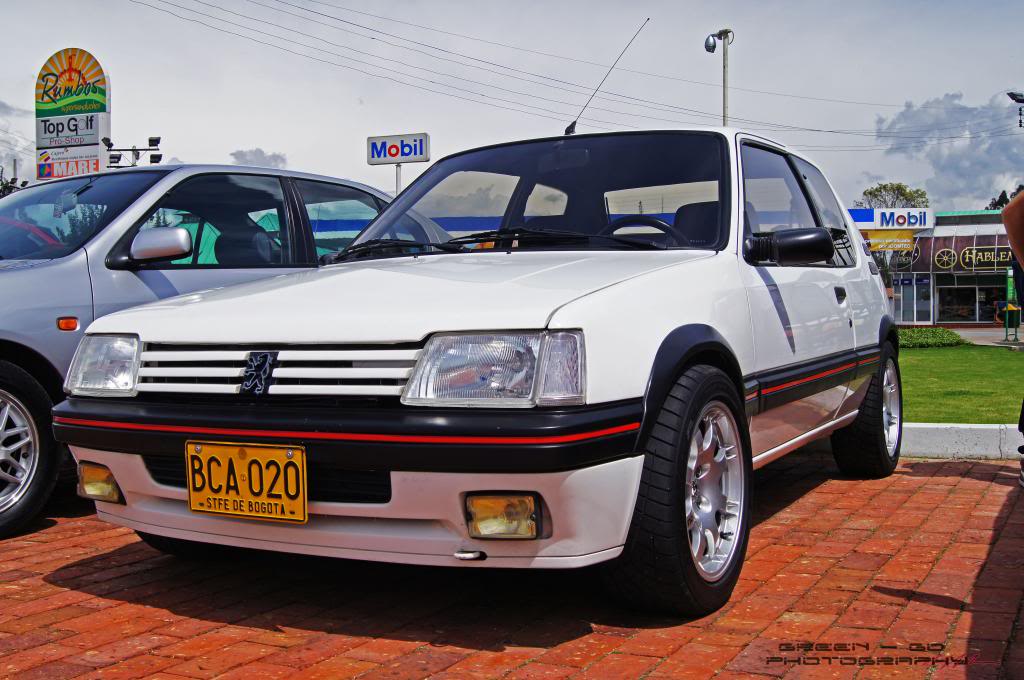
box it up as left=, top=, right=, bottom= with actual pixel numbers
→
left=395, top=163, right=402, bottom=196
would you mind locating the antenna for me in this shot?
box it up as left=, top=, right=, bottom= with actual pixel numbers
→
left=565, top=18, right=650, bottom=135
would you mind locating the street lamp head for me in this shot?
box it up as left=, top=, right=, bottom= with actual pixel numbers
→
left=704, top=34, right=717, bottom=53
left=1007, top=92, right=1024, bottom=104
left=101, top=137, right=113, bottom=150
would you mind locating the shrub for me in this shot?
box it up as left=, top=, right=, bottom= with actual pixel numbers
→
left=897, top=326, right=969, bottom=349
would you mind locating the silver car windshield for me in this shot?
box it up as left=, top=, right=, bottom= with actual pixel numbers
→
left=349, top=132, right=729, bottom=256
left=0, top=171, right=166, bottom=260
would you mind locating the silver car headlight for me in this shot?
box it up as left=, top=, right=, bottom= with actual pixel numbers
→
left=64, top=335, right=141, bottom=397
left=402, top=331, right=585, bottom=408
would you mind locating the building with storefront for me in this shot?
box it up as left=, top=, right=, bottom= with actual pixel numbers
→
left=848, top=208, right=1014, bottom=326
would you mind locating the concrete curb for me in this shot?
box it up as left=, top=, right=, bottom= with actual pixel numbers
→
left=902, top=422, right=1023, bottom=459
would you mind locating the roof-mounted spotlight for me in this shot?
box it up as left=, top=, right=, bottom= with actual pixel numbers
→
left=150, top=154, right=163, bottom=164
left=148, top=136, right=161, bottom=148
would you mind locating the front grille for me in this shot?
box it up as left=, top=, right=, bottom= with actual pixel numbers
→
left=136, top=342, right=422, bottom=399
left=142, top=455, right=392, bottom=504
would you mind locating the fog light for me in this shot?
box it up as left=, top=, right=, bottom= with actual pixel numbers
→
left=77, top=462, right=124, bottom=504
left=465, top=494, right=539, bottom=539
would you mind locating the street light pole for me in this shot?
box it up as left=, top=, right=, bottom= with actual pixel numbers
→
left=705, top=29, right=734, bottom=126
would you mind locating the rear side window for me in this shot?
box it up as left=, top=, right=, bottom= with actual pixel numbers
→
left=792, top=158, right=857, bottom=267
left=137, top=174, right=295, bottom=268
left=740, top=145, right=818, bottom=237
left=293, top=179, right=382, bottom=256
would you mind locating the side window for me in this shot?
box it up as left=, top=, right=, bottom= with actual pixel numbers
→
left=524, top=184, right=568, bottom=219
left=792, top=158, right=857, bottom=267
left=740, top=145, right=817, bottom=240
left=293, top=179, right=382, bottom=256
left=137, top=174, right=294, bottom=267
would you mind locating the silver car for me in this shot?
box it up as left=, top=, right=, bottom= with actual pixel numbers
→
left=0, top=164, right=391, bottom=536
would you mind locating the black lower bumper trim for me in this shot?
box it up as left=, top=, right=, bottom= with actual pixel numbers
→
left=53, top=398, right=643, bottom=474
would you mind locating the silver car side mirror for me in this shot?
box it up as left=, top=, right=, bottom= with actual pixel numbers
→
left=129, top=227, right=192, bottom=263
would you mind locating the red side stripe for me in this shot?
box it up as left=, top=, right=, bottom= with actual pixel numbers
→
left=761, top=362, right=858, bottom=395
left=52, top=416, right=640, bottom=446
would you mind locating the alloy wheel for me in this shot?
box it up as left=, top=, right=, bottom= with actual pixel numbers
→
left=684, top=401, right=744, bottom=582
left=0, top=389, right=39, bottom=514
left=881, top=359, right=901, bottom=457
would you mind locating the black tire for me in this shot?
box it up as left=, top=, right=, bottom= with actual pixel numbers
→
left=0, top=361, right=60, bottom=538
left=831, top=341, right=902, bottom=478
left=136, top=531, right=239, bottom=560
left=601, top=365, right=752, bottom=616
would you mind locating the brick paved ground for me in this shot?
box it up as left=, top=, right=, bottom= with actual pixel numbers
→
left=0, top=449, right=1021, bottom=680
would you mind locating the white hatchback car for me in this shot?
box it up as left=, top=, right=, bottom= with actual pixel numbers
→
left=55, top=129, right=901, bottom=615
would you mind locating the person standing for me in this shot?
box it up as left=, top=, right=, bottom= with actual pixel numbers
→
left=1001, top=191, right=1024, bottom=487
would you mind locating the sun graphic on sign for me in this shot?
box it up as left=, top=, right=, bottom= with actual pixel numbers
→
left=934, top=248, right=957, bottom=269
left=35, top=48, right=107, bottom=113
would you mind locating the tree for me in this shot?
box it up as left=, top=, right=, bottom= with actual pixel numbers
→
left=854, top=182, right=929, bottom=209
left=984, top=184, right=1024, bottom=210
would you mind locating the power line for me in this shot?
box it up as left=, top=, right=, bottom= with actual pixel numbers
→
left=154, top=0, right=641, bottom=128
left=130, top=1, right=623, bottom=131
left=794, top=127, right=1023, bottom=152
left=293, top=0, right=981, bottom=111
left=244, top=0, right=1009, bottom=138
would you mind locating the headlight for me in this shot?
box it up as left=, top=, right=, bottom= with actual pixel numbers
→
left=64, top=335, right=140, bottom=397
left=402, top=331, right=585, bottom=407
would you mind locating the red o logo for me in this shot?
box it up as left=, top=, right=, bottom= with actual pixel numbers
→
left=388, top=144, right=399, bottom=157
left=896, top=214, right=906, bottom=225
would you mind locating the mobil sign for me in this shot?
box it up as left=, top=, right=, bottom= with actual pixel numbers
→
left=873, top=208, right=933, bottom=230
left=367, top=132, right=430, bottom=165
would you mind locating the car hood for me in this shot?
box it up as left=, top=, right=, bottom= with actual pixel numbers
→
left=91, top=250, right=714, bottom=343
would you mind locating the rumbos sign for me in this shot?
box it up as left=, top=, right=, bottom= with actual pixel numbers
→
left=35, top=48, right=111, bottom=180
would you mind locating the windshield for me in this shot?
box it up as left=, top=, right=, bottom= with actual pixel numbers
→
left=352, top=132, right=729, bottom=255
left=0, top=171, right=167, bottom=260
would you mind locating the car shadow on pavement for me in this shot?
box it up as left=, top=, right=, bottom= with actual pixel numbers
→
left=36, top=447, right=1023, bottom=675
left=38, top=448, right=843, bottom=651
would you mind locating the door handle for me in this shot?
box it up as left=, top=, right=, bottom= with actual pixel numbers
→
left=834, top=286, right=847, bottom=304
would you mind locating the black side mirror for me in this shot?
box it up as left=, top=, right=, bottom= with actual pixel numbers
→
left=744, top=228, right=835, bottom=266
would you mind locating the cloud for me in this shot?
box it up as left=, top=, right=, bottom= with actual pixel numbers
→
left=229, top=147, right=287, bottom=169
left=874, top=93, right=1023, bottom=207
left=0, top=100, right=31, bottom=117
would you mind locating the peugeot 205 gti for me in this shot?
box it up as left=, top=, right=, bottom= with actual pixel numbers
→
left=54, top=129, right=902, bottom=615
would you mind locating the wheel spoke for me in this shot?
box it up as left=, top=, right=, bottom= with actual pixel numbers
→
left=0, top=468, right=20, bottom=485
left=1, top=437, right=30, bottom=454
left=0, top=404, right=9, bottom=434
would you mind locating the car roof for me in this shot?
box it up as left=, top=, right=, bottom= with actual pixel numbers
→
left=27, top=164, right=391, bottom=202
left=434, top=127, right=791, bottom=165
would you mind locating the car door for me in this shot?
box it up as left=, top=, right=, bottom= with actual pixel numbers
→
left=290, top=178, right=386, bottom=258
left=90, top=172, right=312, bottom=320
left=790, top=155, right=885, bottom=420
left=738, top=142, right=856, bottom=458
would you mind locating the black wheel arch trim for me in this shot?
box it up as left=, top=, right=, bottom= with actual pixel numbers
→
left=639, top=324, right=747, bottom=447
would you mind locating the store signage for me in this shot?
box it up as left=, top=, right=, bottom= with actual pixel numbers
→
left=36, top=113, right=101, bottom=149
left=873, top=208, right=933, bottom=230
left=862, top=229, right=916, bottom=252
left=932, top=245, right=1014, bottom=270
left=367, top=133, right=430, bottom=165
left=35, top=48, right=111, bottom=180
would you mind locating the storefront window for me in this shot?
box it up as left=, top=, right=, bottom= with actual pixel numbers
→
left=937, top=287, right=977, bottom=322
left=978, top=287, right=1002, bottom=322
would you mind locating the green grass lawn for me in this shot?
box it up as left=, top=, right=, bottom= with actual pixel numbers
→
left=900, top=345, right=1023, bottom=424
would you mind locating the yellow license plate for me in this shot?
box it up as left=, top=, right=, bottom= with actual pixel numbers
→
left=186, top=441, right=307, bottom=524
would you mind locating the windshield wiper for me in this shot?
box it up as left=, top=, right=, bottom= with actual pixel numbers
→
left=327, top=238, right=465, bottom=263
left=447, top=227, right=666, bottom=250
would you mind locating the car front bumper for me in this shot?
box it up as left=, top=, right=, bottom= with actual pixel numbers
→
left=54, top=397, right=645, bottom=568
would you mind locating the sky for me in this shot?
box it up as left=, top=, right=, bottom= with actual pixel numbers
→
left=1, top=0, right=1021, bottom=210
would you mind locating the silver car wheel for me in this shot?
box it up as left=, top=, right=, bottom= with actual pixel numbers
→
left=0, top=389, right=39, bottom=514
left=685, top=401, right=744, bottom=582
left=881, top=359, right=901, bottom=457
